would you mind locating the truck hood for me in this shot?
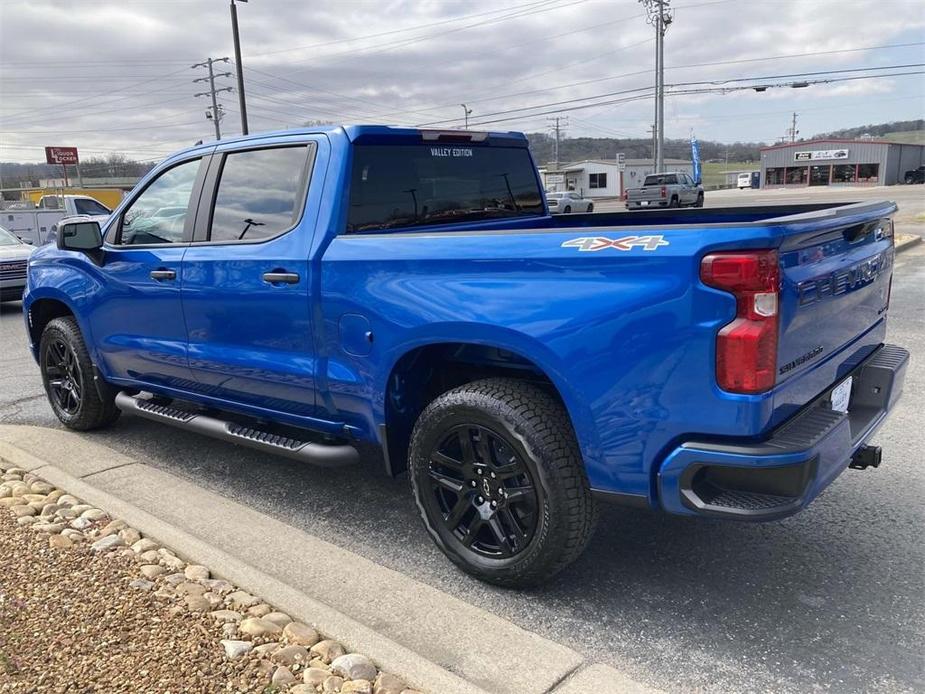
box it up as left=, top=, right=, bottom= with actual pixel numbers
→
left=0, top=244, right=33, bottom=261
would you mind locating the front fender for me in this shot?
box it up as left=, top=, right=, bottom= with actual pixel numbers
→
left=24, top=249, right=103, bottom=364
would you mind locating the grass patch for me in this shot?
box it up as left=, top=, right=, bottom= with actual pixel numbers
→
left=701, top=161, right=758, bottom=188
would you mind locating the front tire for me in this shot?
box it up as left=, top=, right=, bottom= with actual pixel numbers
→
left=587, top=203, right=594, bottom=212
left=40, top=317, right=120, bottom=430
left=409, top=378, right=597, bottom=587
left=563, top=205, right=572, bottom=213
left=694, top=192, right=704, bottom=207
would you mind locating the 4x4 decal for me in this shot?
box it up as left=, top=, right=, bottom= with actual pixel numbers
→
left=561, top=235, right=669, bottom=252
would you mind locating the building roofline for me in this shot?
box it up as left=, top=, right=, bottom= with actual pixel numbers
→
left=759, top=138, right=899, bottom=151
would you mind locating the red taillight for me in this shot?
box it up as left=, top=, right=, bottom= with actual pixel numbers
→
left=701, top=250, right=780, bottom=394
left=660, top=186, right=667, bottom=198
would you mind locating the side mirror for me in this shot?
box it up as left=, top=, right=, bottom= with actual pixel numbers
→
left=58, top=221, right=102, bottom=253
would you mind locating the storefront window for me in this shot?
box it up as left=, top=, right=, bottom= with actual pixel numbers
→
left=765, top=168, right=784, bottom=185
left=809, top=165, right=831, bottom=186
left=786, top=167, right=808, bottom=185
left=832, top=165, right=856, bottom=183
left=858, top=164, right=879, bottom=182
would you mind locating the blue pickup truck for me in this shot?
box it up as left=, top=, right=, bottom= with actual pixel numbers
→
left=23, top=125, right=908, bottom=586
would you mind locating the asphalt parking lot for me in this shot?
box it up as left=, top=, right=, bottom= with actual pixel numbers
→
left=1, top=186, right=922, bottom=693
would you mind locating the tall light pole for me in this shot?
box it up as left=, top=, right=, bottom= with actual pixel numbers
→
left=461, top=103, right=472, bottom=129
left=231, top=0, right=249, bottom=135
left=640, top=0, right=672, bottom=172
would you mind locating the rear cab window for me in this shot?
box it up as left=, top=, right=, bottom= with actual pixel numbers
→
left=644, top=174, right=678, bottom=186
left=346, top=144, right=544, bottom=233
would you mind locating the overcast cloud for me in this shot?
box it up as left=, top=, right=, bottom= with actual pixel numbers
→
left=1, top=0, right=923, bottom=163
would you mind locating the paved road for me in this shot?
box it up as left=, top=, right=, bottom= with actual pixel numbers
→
left=592, top=183, right=925, bottom=236
left=1, top=194, right=922, bottom=693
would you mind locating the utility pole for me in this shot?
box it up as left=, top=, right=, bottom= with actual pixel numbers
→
left=788, top=112, right=799, bottom=143
left=547, top=116, right=568, bottom=169
left=230, top=0, right=249, bottom=135
left=460, top=103, right=472, bottom=129
left=640, top=0, right=672, bottom=172
left=193, top=58, right=233, bottom=140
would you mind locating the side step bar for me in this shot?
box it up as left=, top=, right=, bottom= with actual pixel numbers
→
left=115, top=392, right=359, bottom=468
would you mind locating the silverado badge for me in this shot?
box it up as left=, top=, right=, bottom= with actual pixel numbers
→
left=561, top=235, right=669, bottom=252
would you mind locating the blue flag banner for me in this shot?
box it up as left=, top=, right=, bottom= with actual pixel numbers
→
left=690, top=135, right=702, bottom=185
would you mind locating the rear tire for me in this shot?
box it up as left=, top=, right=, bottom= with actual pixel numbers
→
left=409, top=378, right=597, bottom=588
left=563, top=205, right=572, bottom=213
left=587, top=203, right=594, bottom=212
left=40, top=317, right=120, bottom=431
left=669, top=196, right=679, bottom=208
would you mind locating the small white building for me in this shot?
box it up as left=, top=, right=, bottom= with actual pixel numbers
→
left=539, top=158, right=694, bottom=198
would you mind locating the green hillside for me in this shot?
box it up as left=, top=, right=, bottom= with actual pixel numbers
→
left=883, top=130, right=925, bottom=145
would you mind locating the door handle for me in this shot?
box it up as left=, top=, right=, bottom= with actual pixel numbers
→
left=262, top=271, right=300, bottom=285
left=150, top=269, right=176, bottom=281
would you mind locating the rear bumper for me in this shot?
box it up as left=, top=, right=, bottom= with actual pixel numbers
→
left=625, top=200, right=669, bottom=209
left=657, top=343, right=909, bottom=520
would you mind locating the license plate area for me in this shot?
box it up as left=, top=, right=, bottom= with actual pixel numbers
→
left=830, top=376, right=853, bottom=413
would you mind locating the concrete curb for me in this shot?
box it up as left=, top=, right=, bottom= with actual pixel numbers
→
left=895, top=233, right=922, bottom=253
left=0, top=426, right=662, bottom=694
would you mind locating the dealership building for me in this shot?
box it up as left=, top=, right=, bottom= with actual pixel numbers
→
left=759, top=138, right=925, bottom=188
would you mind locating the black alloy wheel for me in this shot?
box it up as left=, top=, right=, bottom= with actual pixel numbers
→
left=409, top=378, right=597, bottom=587
left=39, top=316, right=120, bottom=430
left=426, top=423, right=538, bottom=558
left=43, top=337, right=83, bottom=416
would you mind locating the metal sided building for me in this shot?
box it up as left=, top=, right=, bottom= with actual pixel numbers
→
left=760, top=139, right=925, bottom=188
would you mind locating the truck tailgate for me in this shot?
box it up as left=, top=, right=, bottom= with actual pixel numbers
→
left=776, top=210, right=894, bottom=384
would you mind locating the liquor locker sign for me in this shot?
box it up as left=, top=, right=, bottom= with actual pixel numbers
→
left=44, top=146, right=79, bottom=165
left=794, top=149, right=849, bottom=161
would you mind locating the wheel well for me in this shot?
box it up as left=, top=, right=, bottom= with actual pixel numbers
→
left=382, top=342, right=566, bottom=476
left=28, top=299, right=73, bottom=348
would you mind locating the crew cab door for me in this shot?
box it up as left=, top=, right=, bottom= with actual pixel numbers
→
left=180, top=138, right=320, bottom=418
left=88, top=154, right=209, bottom=388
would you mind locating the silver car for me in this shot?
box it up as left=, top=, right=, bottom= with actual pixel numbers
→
left=546, top=191, right=594, bottom=214
left=0, top=224, right=33, bottom=302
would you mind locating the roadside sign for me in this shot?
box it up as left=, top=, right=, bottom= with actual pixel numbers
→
left=617, top=152, right=626, bottom=171
left=546, top=174, right=565, bottom=184
left=45, top=146, right=79, bottom=165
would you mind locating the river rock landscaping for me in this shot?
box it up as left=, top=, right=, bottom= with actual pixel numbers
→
left=0, top=462, right=421, bottom=694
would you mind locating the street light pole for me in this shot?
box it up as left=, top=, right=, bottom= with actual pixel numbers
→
left=230, top=0, right=249, bottom=135
left=461, top=103, right=472, bottom=129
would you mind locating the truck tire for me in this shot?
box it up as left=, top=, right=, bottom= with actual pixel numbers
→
left=39, top=316, right=120, bottom=431
left=694, top=192, right=704, bottom=207
left=669, top=196, right=680, bottom=208
left=409, top=378, right=597, bottom=587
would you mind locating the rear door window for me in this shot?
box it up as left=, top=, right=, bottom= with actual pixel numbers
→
left=347, top=145, right=543, bottom=233
left=208, top=145, right=312, bottom=243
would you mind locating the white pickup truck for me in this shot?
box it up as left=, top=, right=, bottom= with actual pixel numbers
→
left=2, top=195, right=112, bottom=245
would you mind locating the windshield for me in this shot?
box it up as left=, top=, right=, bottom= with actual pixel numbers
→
left=0, top=226, right=22, bottom=246
left=347, top=144, right=544, bottom=233
left=74, top=198, right=111, bottom=216
left=644, top=174, right=677, bottom=186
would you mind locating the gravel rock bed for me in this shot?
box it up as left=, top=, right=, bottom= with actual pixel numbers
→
left=0, top=464, right=422, bottom=694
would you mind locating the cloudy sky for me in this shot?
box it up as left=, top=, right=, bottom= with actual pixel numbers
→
left=1, top=0, right=923, bottom=163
